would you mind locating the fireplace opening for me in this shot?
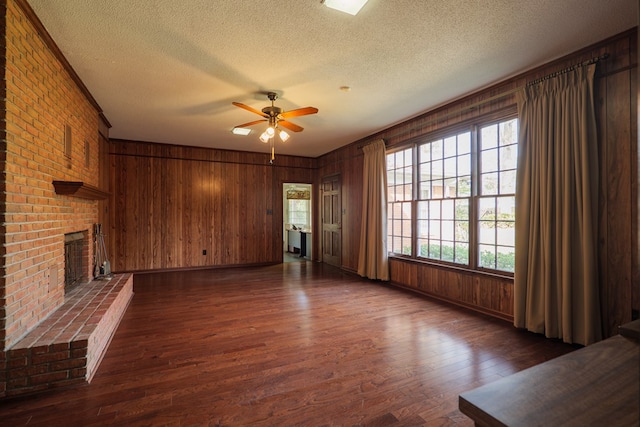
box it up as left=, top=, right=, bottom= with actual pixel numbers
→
left=65, top=231, right=87, bottom=294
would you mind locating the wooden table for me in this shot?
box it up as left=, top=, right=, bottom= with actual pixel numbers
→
left=619, top=319, right=640, bottom=339
left=459, top=334, right=640, bottom=426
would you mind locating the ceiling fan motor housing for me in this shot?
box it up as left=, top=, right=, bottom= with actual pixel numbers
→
left=262, top=106, right=283, bottom=117
left=263, top=92, right=283, bottom=121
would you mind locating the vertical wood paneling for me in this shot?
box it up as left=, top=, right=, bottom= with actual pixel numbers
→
left=139, top=156, right=152, bottom=269
left=150, top=156, right=162, bottom=269
left=389, top=258, right=513, bottom=321
left=604, top=68, right=633, bottom=335
left=165, top=158, right=183, bottom=268
left=230, top=163, right=241, bottom=263
left=343, top=150, right=363, bottom=271
left=210, top=160, right=221, bottom=263
left=110, top=150, right=124, bottom=269
left=110, top=141, right=313, bottom=271
left=128, top=156, right=142, bottom=271
left=595, top=70, right=609, bottom=335
left=598, top=34, right=636, bottom=336
left=632, top=27, right=640, bottom=317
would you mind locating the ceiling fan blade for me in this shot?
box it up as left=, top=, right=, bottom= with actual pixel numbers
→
left=235, top=119, right=267, bottom=128
left=278, top=120, right=304, bottom=132
left=232, top=102, right=268, bottom=118
left=280, top=107, right=319, bottom=119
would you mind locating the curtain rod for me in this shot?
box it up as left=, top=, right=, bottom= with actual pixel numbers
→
left=526, top=53, right=609, bottom=86
left=358, top=139, right=386, bottom=150
left=359, top=53, right=609, bottom=148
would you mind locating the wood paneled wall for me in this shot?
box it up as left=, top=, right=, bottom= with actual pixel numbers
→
left=109, top=141, right=313, bottom=272
left=315, top=143, right=364, bottom=272
left=389, top=258, right=514, bottom=321
left=597, top=32, right=639, bottom=338
left=316, top=29, right=639, bottom=337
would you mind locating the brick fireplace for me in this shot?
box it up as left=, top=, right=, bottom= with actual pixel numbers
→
left=0, top=0, right=129, bottom=399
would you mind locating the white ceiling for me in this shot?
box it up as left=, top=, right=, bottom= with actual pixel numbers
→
left=27, top=0, right=637, bottom=158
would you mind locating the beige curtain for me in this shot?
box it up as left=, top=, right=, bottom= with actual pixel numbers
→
left=514, top=64, right=601, bottom=346
left=357, top=139, right=389, bottom=280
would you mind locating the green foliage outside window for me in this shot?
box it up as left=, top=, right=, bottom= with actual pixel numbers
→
left=419, top=243, right=515, bottom=272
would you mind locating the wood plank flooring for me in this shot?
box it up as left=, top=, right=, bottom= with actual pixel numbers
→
left=0, top=262, right=577, bottom=426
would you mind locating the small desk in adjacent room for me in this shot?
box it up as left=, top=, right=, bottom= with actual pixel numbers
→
left=287, top=229, right=311, bottom=258
left=459, top=328, right=640, bottom=427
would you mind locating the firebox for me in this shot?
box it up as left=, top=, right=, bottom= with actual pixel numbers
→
left=64, top=231, right=88, bottom=293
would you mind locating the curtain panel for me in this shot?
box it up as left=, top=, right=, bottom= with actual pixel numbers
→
left=357, top=139, right=389, bottom=281
left=514, top=64, right=602, bottom=346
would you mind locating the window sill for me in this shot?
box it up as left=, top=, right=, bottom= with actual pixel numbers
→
left=388, top=255, right=514, bottom=281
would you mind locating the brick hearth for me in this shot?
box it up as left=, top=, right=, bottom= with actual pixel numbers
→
left=1, top=274, right=133, bottom=398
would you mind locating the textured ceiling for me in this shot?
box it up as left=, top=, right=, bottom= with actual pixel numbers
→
left=27, top=0, right=637, bottom=158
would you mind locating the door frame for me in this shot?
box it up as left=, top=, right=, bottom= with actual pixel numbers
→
left=283, top=182, right=313, bottom=260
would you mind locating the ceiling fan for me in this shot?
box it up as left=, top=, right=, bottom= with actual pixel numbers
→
left=232, top=92, right=318, bottom=163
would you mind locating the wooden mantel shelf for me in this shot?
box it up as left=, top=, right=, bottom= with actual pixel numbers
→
left=52, top=181, right=109, bottom=200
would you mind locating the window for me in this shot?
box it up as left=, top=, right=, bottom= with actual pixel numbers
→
left=387, top=117, right=518, bottom=274
left=387, top=148, right=413, bottom=255
left=285, top=186, right=311, bottom=229
left=288, top=199, right=310, bottom=227
left=477, top=119, right=517, bottom=271
left=417, top=131, right=471, bottom=264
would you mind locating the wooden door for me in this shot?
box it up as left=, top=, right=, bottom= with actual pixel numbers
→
left=322, top=175, right=341, bottom=267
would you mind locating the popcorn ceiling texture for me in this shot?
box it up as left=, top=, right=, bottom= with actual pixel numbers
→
left=26, top=0, right=636, bottom=157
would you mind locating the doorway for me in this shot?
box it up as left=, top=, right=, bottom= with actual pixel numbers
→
left=283, top=183, right=312, bottom=262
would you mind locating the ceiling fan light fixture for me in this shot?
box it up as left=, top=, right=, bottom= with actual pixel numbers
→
left=279, top=130, right=290, bottom=142
left=322, top=0, right=368, bottom=15
left=266, top=126, right=275, bottom=137
left=231, top=127, right=251, bottom=136
left=259, top=132, right=270, bottom=143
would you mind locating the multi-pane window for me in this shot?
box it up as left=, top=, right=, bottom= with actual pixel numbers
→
left=477, top=119, right=517, bottom=271
left=387, top=148, right=413, bottom=255
left=386, top=117, right=518, bottom=274
left=417, top=132, right=471, bottom=264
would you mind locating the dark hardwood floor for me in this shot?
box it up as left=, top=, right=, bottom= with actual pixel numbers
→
left=0, top=262, right=577, bottom=426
